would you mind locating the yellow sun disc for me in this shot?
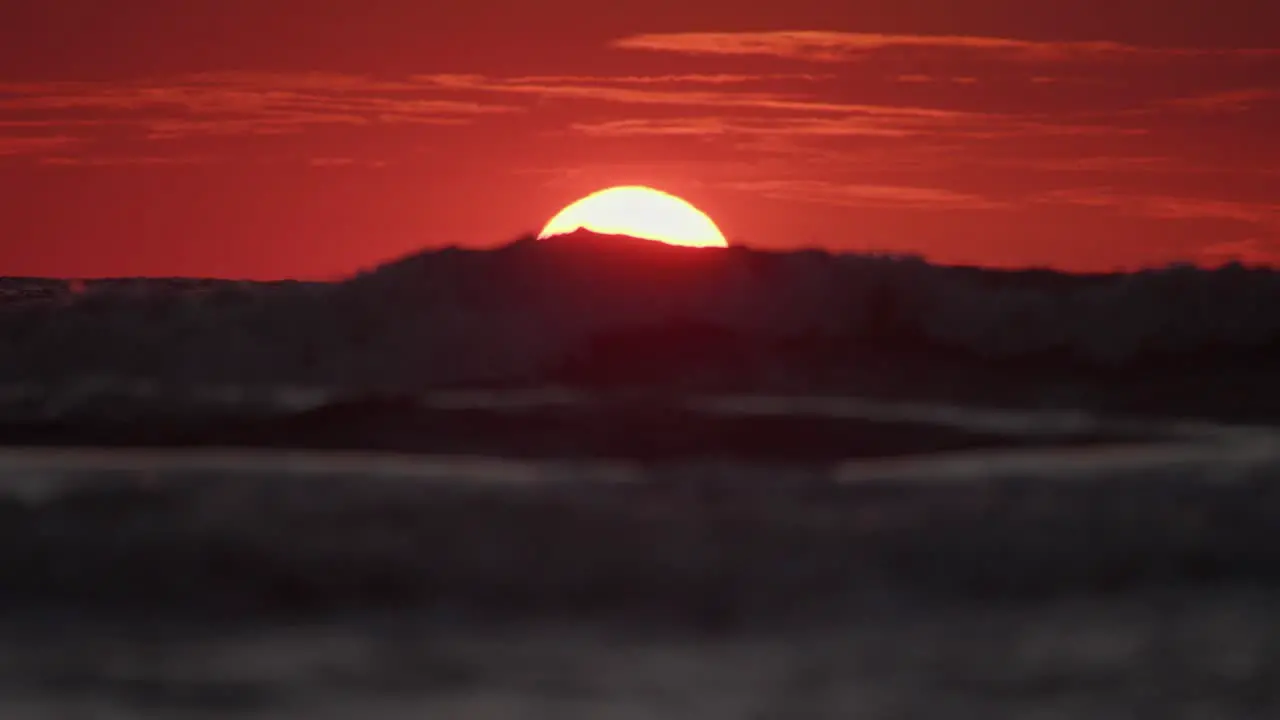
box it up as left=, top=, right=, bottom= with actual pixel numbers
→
left=538, top=185, right=728, bottom=248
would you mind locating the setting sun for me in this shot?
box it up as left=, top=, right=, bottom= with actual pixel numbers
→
left=538, top=186, right=728, bottom=248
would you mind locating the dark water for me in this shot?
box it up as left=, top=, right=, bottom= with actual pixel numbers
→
left=2, top=435, right=1280, bottom=716
left=3, top=590, right=1279, bottom=718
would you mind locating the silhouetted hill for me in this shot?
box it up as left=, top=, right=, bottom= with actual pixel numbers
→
left=2, top=231, right=1279, bottom=420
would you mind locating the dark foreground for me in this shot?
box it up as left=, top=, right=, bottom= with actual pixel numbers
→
left=7, top=448, right=1280, bottom=618
left=0, top=390, right=1133, bottom=460
left=1, top=442, right=1279, bottom=716
left=3, top=588, right=1277, bottom=718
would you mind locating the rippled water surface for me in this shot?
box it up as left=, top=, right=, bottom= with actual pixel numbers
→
left=3, top=591, right=1279, bottom=718
left=2, top=394, right=1279, bottom=717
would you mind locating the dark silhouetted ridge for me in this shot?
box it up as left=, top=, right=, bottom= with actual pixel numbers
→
left=2, top=236, right=1280, bottom=420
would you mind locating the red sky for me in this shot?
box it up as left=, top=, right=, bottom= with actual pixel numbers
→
left=1, top=0, right=1277, bottom=278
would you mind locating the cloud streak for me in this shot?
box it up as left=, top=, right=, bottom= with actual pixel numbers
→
left=409, top=73, right=1140, bottom=140
left=725, top=179, right=1008, bottom=211
left=37, top=154, right=210, bottom=167
left=404, top=72, right=1150, bottom=142
left=0, top=135, right=80, bottom=156
left=1165, top=88, right=1280, bottom=112
left=570, top=116, right=924, bottom=138
left=505, top=73, right=832, bottom=85
left=895, top=75, right=981, bottom=84
left=0, top=65, right=1208, bottom=164
left=410, top=73, right=890, bottom=114
left=1198, top=238, right=1280, bottom=264
left=612, top=31, right=1280, bottom=63
left=567, top=113, right=1141, bottom=140
left=0, top=73, right=522, bottom=143
left=1043, top=188, right=1280, bottom=227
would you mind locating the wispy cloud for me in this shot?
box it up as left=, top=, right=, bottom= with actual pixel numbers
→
left=308, top=157, right=389, bottom=168
left=895, top=75, right=981, bottom=84
left=416, top=72, right=1155, bottom=142
left=37, top=154, right=210, bottom=167
left=505, top=73, right=831, bottom=85
left=1043, top=188, right=1280, bottom=226
left=409, top=72, right=1147, bottom=139
left=986, top=156, right=1176, bottom=173
left=0, top=135, right=80, bottom=156
left=612, top=31, right=1279, bottom=63
left=0, top=73, right=522, bottom=142
left=568, top=113, right=1140, bottom=140
left=1165, top=88, right=1280, bottom=112
left=0, top=66, right=1170, bottom=164
left=725, top=179, right=1008, bottom=211
left=1198, top=238, right=1280, bottom=265
left=513, top=158, right=773, bottom=187
left=569, top=116, right=923, bottom=138
left=410, top=73, right=885, bottom=114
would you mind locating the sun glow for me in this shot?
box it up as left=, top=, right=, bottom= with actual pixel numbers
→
left=538, top=186, right=728, bottom=248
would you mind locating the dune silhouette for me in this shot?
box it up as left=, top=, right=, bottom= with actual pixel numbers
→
left=2, top=229, right=1279, bottom=421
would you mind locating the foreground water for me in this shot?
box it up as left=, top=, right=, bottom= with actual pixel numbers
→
left=0, top=450, right=1277, bottom=715
left=3, top=589, right=1278, bottom=718
left=2, top=393, right=1279, bottom=717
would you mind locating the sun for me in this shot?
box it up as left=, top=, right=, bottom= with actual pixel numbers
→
left=538, top=186, right=728, bottom=248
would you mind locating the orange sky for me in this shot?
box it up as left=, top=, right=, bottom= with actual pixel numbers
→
left=1, top=0, right=1277, bottom=278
